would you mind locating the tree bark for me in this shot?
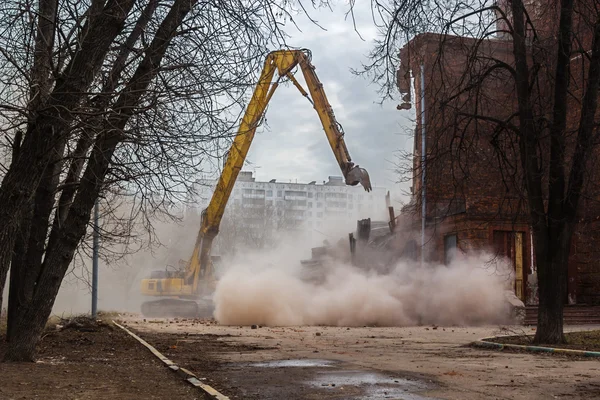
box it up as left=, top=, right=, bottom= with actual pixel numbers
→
left=0, top=131, right=23, bottom=322
left=534, top=225, right=572, bottom=343
left=3, top=0, right=195, bottom=362
left=6, top=152, right=64, bottom=341
left=28, top=0, right=59, bottom=114
left=6, top=202, right=33, bottom=341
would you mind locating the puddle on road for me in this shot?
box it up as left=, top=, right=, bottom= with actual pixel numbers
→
left=310, top=370, right=436, bottom=400
left=240, top=359, right=437, bottom=399
left=249, top=359, right=335, bottom=368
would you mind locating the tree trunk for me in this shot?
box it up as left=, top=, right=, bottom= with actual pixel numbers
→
left=6, top=202, right=33, bottom=341
left=534, top=225, right=572, bottom=344
left=6, top=153, right=64, bottom=341
left=534, top=258, right=566, bottom=343
left=0, top=274, right=4, bottom=320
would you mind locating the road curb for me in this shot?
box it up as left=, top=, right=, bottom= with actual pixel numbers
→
left=113, top=320, right=230, bottom=399
left=473, top=336, right=600, bottom=357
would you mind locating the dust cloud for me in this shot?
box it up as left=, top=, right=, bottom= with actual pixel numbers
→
left=42, top=200, right=514, bottom=329
left=213, top=241, right=515, bottom=327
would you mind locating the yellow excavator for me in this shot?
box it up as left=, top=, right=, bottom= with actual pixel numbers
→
left=139, top=49, right=372, bottom=317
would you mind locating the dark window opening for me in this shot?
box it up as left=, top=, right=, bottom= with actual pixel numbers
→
left=444, top=234, right=457, bottom=265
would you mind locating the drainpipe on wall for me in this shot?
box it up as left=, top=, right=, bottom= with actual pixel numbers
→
left=420, top=64, right=426, bottom=266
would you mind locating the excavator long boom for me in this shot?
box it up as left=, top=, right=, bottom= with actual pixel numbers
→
left=186, top=49, right=372, bottom=293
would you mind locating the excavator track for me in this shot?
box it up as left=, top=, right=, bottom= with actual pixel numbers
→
left=140, top=298, right=214, bottom=319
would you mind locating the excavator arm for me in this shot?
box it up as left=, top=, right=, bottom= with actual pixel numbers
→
left=186, top=49, right=372, bottom=294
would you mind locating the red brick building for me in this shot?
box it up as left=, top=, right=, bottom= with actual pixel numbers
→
left=396, top=0, right=600, bottom=305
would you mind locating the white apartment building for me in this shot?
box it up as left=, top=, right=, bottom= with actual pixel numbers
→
left=191, top=171, right=388, bottom=245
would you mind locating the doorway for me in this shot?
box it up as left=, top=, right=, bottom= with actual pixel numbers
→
left=492, top=230, right=528, bottom=302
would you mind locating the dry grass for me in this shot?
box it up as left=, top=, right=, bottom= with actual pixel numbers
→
left=1, top=310, right=122, bottom=334
left=490, top=330, right=600, bottom=352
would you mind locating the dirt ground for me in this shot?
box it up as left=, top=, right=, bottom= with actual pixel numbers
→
left=0, top=318, right=205, bottom=400
left=1, top=316, right=600, bottom=400
left=125, top=317, right=600, bottom=400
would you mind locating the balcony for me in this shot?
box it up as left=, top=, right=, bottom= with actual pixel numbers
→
left=242, top=193, right=265, bottom=199
left=284, top=195, right=307, bottom=201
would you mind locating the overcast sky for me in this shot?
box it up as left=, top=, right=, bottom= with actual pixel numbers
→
left=240, top=2, right=416, bottom=202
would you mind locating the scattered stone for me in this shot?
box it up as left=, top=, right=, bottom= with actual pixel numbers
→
left=251, top=325, right=258, bottom=329
left=316, top=332, right=322, bottom=336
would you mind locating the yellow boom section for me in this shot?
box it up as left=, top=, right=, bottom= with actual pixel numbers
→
left=185, top=49, right=372, bottom=293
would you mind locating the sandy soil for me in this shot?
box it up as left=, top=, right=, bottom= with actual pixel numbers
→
left=125, top=317, right=600, bottom=400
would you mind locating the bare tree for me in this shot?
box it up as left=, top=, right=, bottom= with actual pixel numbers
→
left=0, top=0, right=331, bottom=361
left=363, top=0, right=600, bottom=343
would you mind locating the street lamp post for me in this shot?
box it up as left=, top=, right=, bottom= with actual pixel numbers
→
left=91, top=199, right=99, bottom=319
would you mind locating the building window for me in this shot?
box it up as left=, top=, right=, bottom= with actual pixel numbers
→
left=317, top=202, right=322, bottom=208
left=277, top=190, right=282, bottom=197
left=267, top=190, right=273, bottom=197
left=308, top=192, right=313, bottom=198
left=308, top=202, right=313, bottom=208
left=444, top=234, right=457, bottom=265
left=317, top=212, right=323, bottom=218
